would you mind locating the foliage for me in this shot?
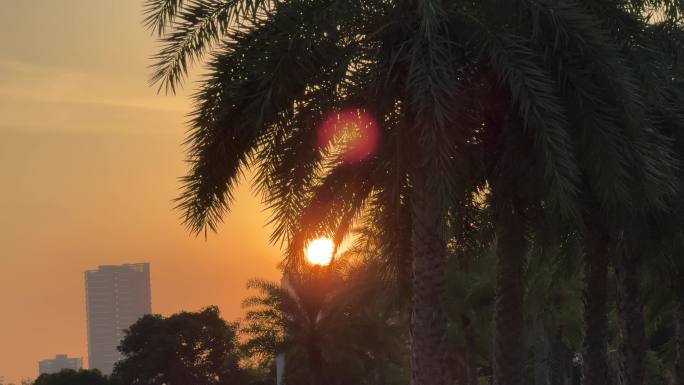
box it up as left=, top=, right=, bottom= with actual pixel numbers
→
left=446, top=244, right=496, bottom=375
left=241, top=261, right=408, bottom=385
left=113, top=307, right=245, bottom=385
left=33, top=370, right=111, bottom=385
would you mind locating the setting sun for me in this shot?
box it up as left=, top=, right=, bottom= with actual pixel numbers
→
left=305, top=237, right=335, bottom=266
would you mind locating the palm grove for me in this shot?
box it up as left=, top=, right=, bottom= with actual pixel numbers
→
left=131, top=0, right=684, bottom=385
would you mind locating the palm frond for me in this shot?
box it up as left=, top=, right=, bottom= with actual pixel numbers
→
left=150, top=0, right=273, bottom=93
left=248, top=0, right=368, bottom=246
left=485, top=30, right=581, bottom=221
left=405, top=0, right=462, bottom=210
left=143, top=0, right=184, bottom=34
left=528, top=0, right=680, bottom=211
left=177, top=10, right=329, bottom=234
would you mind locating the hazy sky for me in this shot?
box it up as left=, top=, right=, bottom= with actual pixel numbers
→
left=0, top=1, right=280, bottom=382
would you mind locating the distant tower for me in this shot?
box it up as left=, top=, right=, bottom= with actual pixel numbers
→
left=38, top=354, right=83, bottom=375
left=84, top=263, right=151, bottom=374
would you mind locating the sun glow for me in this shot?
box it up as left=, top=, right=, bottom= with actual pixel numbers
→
left=305, top=237, right=335, bottom=266
left=317, top=109, right=379, bottom=163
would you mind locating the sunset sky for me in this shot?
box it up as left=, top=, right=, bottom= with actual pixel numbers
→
left=0, top=1, right=281, bottom=382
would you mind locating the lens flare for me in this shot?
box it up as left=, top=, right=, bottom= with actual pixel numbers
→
left=317, top=109, right=379, bottom=163
left=305, top=237, right=335, bottom=266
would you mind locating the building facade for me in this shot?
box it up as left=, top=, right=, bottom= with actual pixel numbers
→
left=84, top=263, right=151, bottom=374
left=38, top=354, right=83, bottom=375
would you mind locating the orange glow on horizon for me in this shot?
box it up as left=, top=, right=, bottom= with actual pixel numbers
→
left=305, top=237, right=335, bottom=266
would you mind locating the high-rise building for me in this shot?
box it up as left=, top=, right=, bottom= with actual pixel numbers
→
left=38, top=354, right=83, bottom=375
left=84, top=263, right=151, bottom=374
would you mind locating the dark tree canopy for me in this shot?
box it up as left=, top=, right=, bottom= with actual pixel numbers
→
left=33, top=370, right=112, bottom=385
left=113, top=307, right=244, bottom=385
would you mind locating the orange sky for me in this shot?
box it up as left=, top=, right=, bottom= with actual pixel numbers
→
left=0, top=1, right=281, bottom=382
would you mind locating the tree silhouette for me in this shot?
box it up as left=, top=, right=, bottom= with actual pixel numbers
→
left=33, top=370, right=110, bottom=385
left=113, top=307, right=244, bottom=385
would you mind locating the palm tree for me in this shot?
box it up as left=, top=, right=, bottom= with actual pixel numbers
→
left=144, top=1, right=683, bottom=385
left=241, top=262, right=408, bottom=385
left=515, top=4, right=684, bottom=384
left=609, top=10, right=684, bottom=385
left=145, top=1, right=459, bottom=381
left=578, top=211, right=613, bottom=385
left=674, top=264, right=684, bottom=385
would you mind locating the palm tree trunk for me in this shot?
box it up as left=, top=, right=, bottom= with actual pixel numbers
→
left=582, top=228, right=610, bottom=385
left=308, top=345, right=325, bottom=385
left=464, top=318, right=480, bottom=385
left=307, top=331, right=325, bottom=385
left=493, top=199, right=527, bottom=385
left=410, top=171, right=451, bottom=385
left=614, top=236, right=646, bottom=385
left=466, top=353, right=479, bottom=385
left=549, top=327, right=568, bottom=385
left=454, top=356, right=468, bottom=385
left=534, top=318, right=551, bottom=385
left=674, top=266, right=684, bottom=385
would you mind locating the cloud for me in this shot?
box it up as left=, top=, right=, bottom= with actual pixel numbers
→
left=0, top=59, right=189, bottom=114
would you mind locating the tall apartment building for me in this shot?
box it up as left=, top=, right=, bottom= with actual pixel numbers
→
left=38, top=354, right=83, bottom=375
left=84, top=263, right=151, bottom=374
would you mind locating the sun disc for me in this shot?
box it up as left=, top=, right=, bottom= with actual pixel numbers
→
left=305, top=237, right=335, bottom=266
